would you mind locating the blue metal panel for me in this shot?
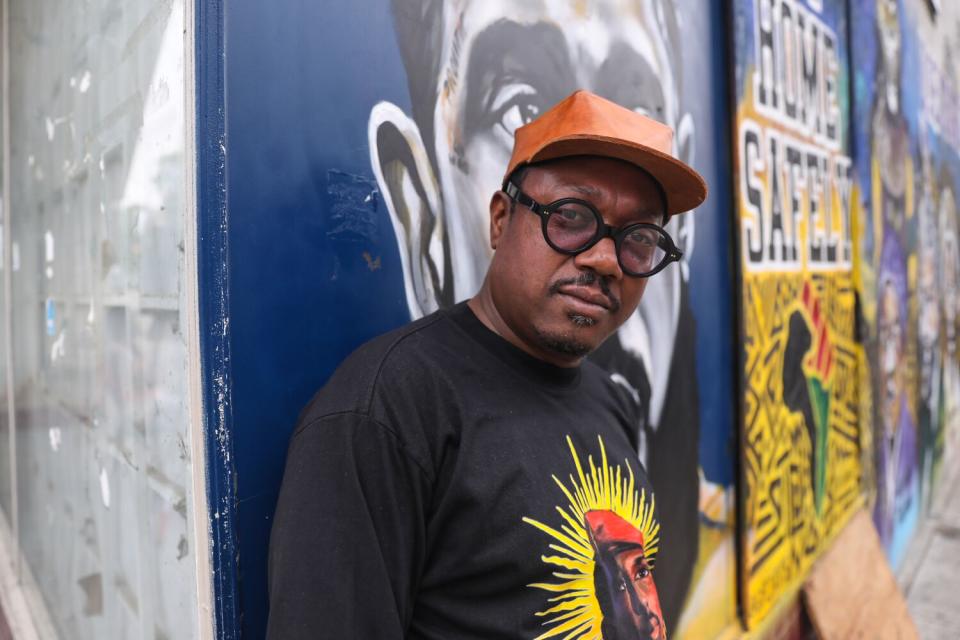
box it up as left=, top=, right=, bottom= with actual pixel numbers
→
left=222, top=2, right=410, bottom=636
left=195, top=0, right=240, bottom=636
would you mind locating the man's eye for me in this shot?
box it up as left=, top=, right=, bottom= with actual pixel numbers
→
left=635, top=568, right=650, bottom=580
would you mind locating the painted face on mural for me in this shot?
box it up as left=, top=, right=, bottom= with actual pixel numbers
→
left=940, top=186, right=959, bottom=342
left=877, top=0, right=901, bottom=112
left=878, top=277, right=904, bottom=431
left=369, top=0, right=695, bottom=427
left=917, top=159, right=940, bottom=355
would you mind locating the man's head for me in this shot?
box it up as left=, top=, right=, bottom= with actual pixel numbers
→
left=469, top=90, right=704, bottom=367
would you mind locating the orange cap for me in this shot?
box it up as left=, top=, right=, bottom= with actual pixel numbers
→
left=504, top=90, right=707, bottom=217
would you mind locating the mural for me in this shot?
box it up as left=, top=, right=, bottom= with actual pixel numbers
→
left=850, top=0, right=960, bottom=567
left=218, top=0, right=960, bottom=635
left=731, top=0, right=863, bottom=628
left=367, top=1, right=735, bottom=636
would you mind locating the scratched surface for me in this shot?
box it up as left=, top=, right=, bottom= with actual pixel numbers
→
left=3, top=1, right=200, bottom=638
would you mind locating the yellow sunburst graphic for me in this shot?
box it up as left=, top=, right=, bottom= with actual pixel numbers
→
left=523, top=435, right=660, bottom=640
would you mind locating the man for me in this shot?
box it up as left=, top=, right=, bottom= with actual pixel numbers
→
left=368, top=2, right=703, bottom=625
left=268, top=91, right=706, bottom=639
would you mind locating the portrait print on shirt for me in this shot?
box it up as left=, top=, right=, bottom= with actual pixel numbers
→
left=524, top=436, right=665, bottom=640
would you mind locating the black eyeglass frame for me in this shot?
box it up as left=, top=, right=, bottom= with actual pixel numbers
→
left=504, top=181, right=683, bottom=278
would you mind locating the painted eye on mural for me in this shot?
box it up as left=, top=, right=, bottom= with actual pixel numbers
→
left=633, top=105, right=665, bottom=122
left=635, top=567, right=650, bottom=581
left=491, top=83, right=541, bottom=139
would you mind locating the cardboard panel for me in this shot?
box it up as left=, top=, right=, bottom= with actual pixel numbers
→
left=803, top=509, right=918, bottom=640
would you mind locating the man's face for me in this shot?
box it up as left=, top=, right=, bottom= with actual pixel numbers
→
left=434, top=1, right=680, bottom=295
left=485, top=156, right=663, bottom=364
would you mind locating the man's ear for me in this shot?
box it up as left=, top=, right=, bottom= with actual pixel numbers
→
left=670, top=112, right=697, bottom=280
left=488, top=190, right=512, bottom=251
left=368, top=101, right=447, bottom=319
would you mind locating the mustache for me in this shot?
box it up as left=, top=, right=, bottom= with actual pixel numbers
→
left=549, top=272, right=621, bottom=313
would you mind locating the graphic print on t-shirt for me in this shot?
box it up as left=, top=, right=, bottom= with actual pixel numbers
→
left=523, top=436, right=665, bottom=640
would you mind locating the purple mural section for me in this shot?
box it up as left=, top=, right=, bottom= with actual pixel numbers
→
left=850, top=0, right=960, bottom=568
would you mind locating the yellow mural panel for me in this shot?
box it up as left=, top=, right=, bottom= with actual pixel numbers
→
left=731, top=1, right=864, bottom=625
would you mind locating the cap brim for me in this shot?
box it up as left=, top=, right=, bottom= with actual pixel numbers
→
left=525, top=134, right=707, bottom=216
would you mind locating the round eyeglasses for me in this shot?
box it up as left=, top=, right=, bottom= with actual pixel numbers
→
left=504, top=181, right=682, bottom=277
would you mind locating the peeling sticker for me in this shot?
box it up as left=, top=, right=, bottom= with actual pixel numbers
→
left=45, top=117, right=55, bottom=140
left=44, top=231, right=55, bottom=262
left=45, top=299, right=56, bottom=336
left=78, top=70, right=92, bottom=93
left=99, top=467, right=110, bottom=509
left=45, top=230, right=55, bottom=279
left=78, top=573, right=103, bottom=616
left=48, top=427, right=62, bottom=452
left=51, top=331, right=66, bottom=363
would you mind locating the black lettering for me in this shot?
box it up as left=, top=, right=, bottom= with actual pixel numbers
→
left=807, top=152, right=823, bottom=263
left=786, top=144, right=803, bottom=262
left=800, top=14, right=821, bottom=136
left=757, top=0, right=777, bottom=108
left=744, top=129, right=767, bottom=263
left=782, top=0, right=798, bottom=120
left=824, top=32, right=838, bottom=142
left=769, top=135, right=786, bottom=262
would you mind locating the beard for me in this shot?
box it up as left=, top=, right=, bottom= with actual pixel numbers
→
left=532, top=316, right=596, bottom=359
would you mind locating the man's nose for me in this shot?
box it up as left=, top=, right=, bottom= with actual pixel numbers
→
left=574, top=237, right=622, bottom=279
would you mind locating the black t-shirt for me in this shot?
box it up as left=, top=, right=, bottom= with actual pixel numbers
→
left=267, top=302, right=664, bottom=639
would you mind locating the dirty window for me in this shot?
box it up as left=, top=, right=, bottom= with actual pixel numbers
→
left=5, top=0, right=201, bottom=637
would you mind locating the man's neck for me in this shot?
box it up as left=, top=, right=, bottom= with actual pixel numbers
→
left=467, top=288, right=583, bottom=369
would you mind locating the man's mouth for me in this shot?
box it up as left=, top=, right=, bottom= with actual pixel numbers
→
left=557, top=285, right=612, bottom=311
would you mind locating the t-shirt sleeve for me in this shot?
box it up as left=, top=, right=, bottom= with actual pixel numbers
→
left=266, top=411, right=431, bottom=639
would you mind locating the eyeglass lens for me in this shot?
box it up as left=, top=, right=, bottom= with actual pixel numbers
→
left=544, top=204, right=667, bottom=275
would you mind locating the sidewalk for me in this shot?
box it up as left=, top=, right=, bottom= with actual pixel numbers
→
left=899, top=462, right=960, bottom=639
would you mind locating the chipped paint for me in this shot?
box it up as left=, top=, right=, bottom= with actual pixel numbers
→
left=325, top=170, right=380, bottom=243
left=43, top=230, right=54, bottom=279
left=48, top=428, right=62, bottom=452
left=44, top=299, right=55, bottom=336
left=50, top=331, right=65, bottom=362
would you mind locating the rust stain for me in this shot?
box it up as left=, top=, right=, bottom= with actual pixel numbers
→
left=362, top=251, right=382, bottom=272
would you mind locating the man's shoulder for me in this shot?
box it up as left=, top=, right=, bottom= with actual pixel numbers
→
left=297, top=308, right=465, bottom=425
